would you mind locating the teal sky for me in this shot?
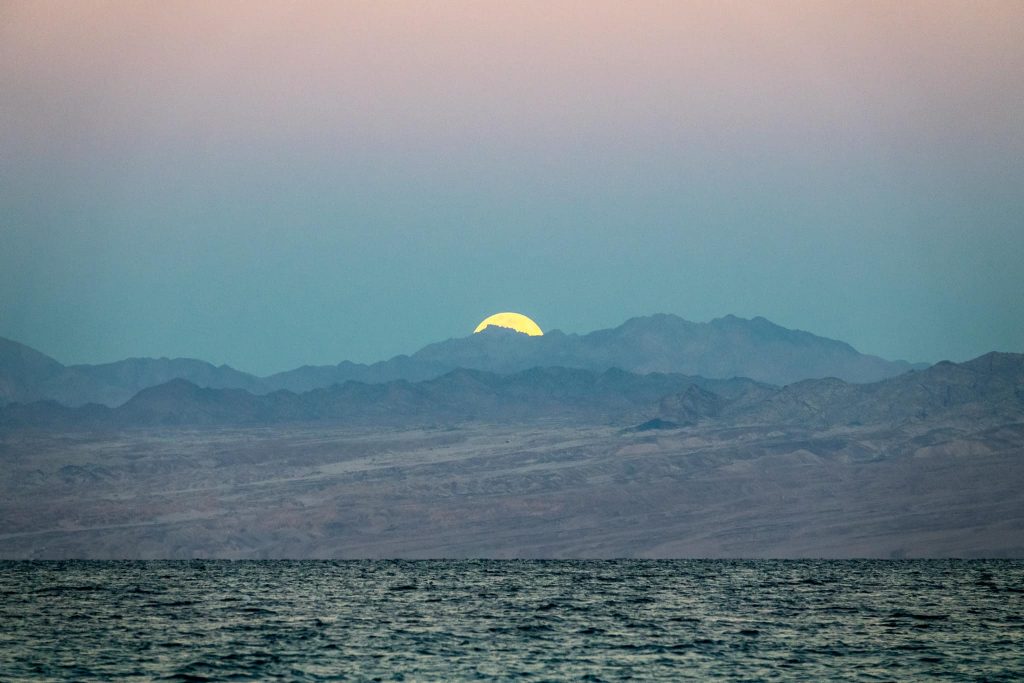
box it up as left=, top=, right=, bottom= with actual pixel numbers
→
left=2, top=1, right=1022, bottom=374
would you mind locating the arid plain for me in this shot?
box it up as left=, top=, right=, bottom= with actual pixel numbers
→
left=2, top=416, right=1021, bottom=559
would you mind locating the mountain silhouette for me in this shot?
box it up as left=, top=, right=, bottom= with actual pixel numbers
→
left=0, top=337, right=263, bottom=407
left=1, top=314, right=925, bottom=408
left=655, top=351, right=1024, bottom=429
left=0, top=368, right=766, bottom=429
left=2, top=353, right=1019, bottom=431
left=0, top=337, right=65, bottom=405
left=263, top=314, right=923, bottom=393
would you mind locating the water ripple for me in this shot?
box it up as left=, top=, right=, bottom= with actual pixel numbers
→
left=1, top=560, right=1022, bottom=680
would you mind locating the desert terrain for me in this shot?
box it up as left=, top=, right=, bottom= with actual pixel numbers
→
left=2, top=417, right=1021, bottom=559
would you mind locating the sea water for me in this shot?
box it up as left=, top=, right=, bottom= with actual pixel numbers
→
left=1, top=560, right=1021, bottom=680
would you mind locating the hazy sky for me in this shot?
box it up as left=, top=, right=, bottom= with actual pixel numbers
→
left=2, top=0, right=1022, bottom=374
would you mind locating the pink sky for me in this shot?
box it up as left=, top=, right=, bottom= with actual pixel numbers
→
left=2, top=1, right=1022, bottom=371
left=4, top=0, right=1021, bottom=163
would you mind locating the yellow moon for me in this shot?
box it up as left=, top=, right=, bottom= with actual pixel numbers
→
left=473, top=312, right=544, bottom=336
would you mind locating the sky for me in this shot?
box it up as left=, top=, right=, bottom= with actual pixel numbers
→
left=1, top=0, right=1022, bottom=375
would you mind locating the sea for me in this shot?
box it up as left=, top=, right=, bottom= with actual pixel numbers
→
left=1, top=560, right=1021, bottom=681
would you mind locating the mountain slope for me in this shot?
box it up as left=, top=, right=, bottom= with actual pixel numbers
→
left=4, top=352, right=1021, bottom=431
left=0, top=337, right=65, bottom=405
left=0, top=336, right=266, bottom=408
left=57, top=358, right=266, bottom=407
left=119, top=367, right=764, bottom=427
left=264, top=314, right=923, bottom=392
left=0, top=368, right=769, bottom=429
left=656, top=351, right=1024, bottom=429
left=1, top=314, right=926, bottom=407
left=578, top=314, right=920, bottom=384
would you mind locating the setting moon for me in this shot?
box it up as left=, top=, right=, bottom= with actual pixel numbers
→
left=473, top=312, right=544, bottom=336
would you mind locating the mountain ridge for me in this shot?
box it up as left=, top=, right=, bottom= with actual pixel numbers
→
left=654, top=351, right=1024, bottom=430
left=2, top=352, right=1019, bottom=432
left=1, top=313, right=929, bottom=407
left=0, top=366, right=769, bottom=429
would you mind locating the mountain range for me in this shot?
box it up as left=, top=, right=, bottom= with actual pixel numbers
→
left=2, top=316, right=1021, bottom=559
left=2, top=350, right=1021, bottom=559
left=657, top=351, right=1024, bottom=429
left=0, top=313, right=923, bottom=408
left=2, top=351, right=1020, bottom=432
left=0, top=368, right=764, bottom=429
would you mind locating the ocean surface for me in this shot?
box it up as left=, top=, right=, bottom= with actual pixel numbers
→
left=1, top=560, right=1022, bottom=681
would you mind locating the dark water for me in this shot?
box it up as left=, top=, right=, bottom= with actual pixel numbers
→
left=1, top=561, right=1022, bottom=681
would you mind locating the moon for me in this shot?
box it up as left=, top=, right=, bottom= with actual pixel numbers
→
left=473, top=312, right=544, bottom=336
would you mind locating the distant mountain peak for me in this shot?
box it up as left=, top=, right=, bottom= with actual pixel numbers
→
left=473, top=325, right=536, bottom=338
left=1, top=313, right=931, bottom=407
